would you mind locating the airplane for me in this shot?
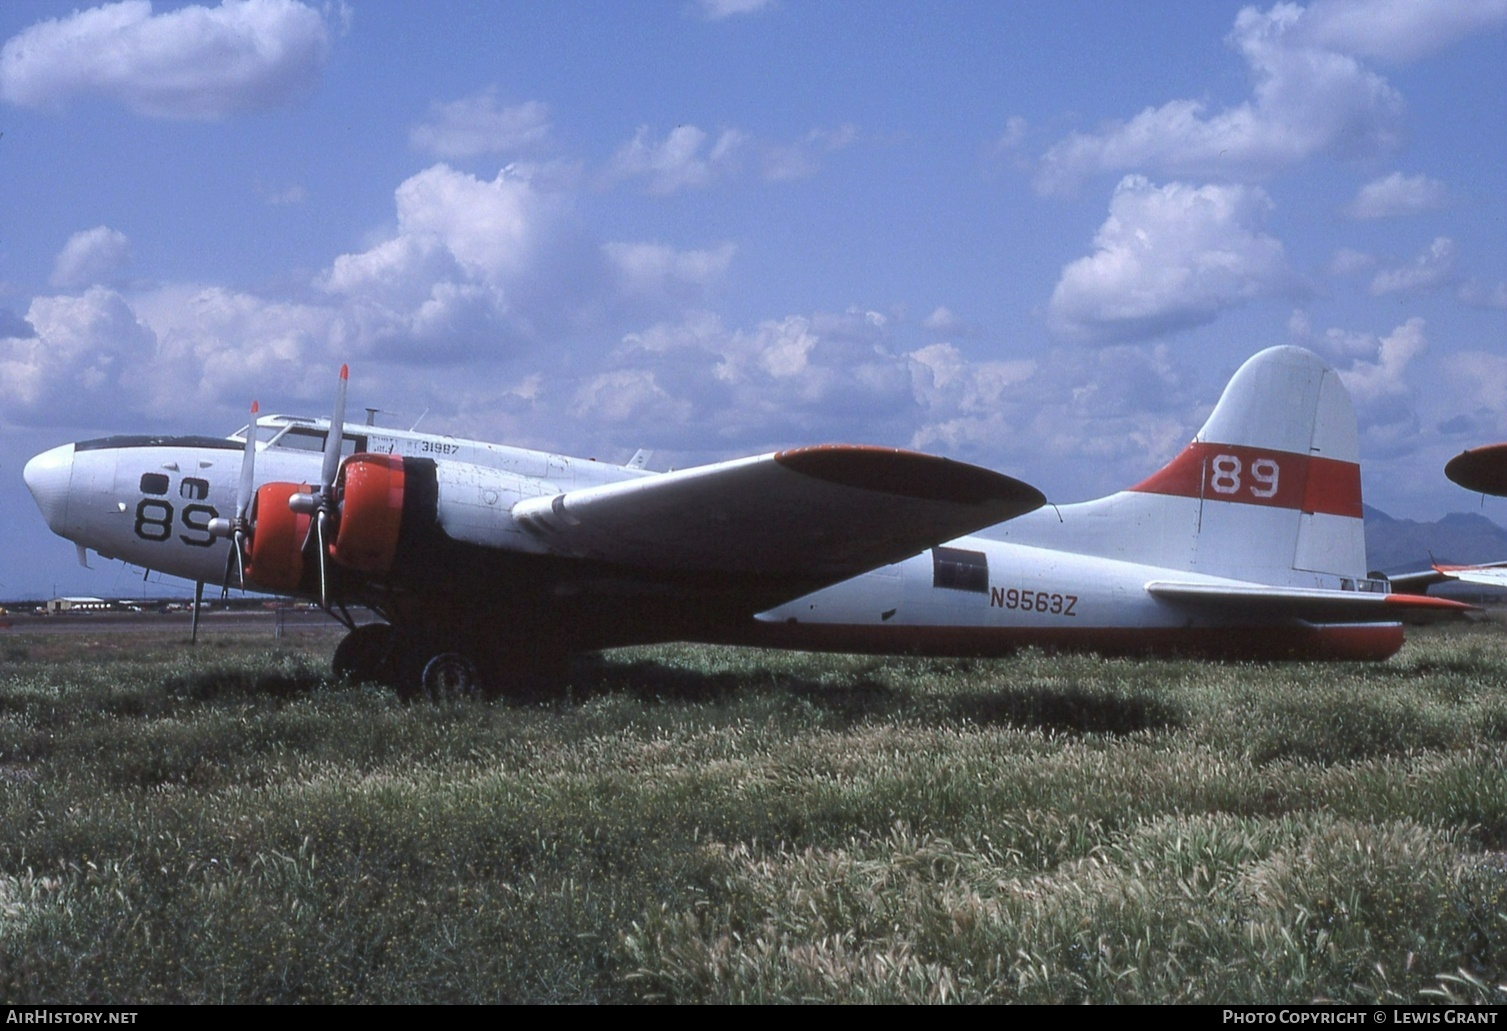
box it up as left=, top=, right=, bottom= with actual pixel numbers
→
left=22, top=345, right=1469, bottom=699
left=1409, top=443, right=1507, bottom=589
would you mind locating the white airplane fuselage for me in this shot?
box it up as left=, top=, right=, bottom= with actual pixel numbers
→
left=24, top=419, right=653, bottom=587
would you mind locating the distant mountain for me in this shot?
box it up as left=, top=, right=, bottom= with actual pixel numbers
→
left=1364, top=505, right=1507, bottom=574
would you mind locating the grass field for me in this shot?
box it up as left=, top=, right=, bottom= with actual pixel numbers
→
left=2, top=623, right=1506, bottom=1003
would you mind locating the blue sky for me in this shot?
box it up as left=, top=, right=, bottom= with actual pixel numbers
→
left=1, top=0, right=1504, bottom=597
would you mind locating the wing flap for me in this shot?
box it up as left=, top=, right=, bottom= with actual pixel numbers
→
left=512, top=445, right=1044, bottom=582
left=1145, top=580, right=1476, bottom=624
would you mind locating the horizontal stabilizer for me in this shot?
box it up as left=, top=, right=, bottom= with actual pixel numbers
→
left=1145, top=580, right=1476, bottom=624
left=513, top=444, right=1044, bottom=583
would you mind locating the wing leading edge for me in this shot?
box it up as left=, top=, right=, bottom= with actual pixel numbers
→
left=512, top=444, right=1045, bottom=585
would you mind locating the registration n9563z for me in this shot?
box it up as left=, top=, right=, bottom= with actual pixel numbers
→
left=989, top=587, right=1078, bottom=616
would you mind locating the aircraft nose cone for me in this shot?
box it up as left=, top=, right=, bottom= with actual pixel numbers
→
left=24, top=443, right=75, bottom=534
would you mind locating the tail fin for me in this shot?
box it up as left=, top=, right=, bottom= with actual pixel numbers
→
left=1007, top=346, right=1367, bottom=587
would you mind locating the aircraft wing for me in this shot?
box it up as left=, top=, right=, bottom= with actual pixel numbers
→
left=1446, top=444, right=1507, bottom=496
left=513, top=444, right=1045, bottom=583
left=1145, top=581, right=1476, bottom=624
left=1430, top=562, right=1507, bottom=588
left=1382, top=568, right=1448, bottom=595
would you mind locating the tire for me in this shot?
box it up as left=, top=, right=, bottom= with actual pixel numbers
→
left=420, top=652, right=480, bottom=702
left=332, top=623, right=397, bottom=685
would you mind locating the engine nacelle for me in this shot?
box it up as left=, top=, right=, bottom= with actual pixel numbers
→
left=244, top=481, right=312, bottom=592
left=332, top=453, right=406, bottom=573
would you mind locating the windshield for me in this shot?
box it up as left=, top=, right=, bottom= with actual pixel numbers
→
left=267, top=424, right=366, bottom=455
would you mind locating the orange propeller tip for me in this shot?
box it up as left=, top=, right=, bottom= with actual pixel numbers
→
left=339, top=363, right=349, bottom=379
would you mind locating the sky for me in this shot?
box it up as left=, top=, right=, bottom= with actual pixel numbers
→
left=1, top=0, right=1504, bottom=597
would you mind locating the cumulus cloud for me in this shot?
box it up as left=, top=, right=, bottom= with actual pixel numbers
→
left=602, top=241, right=735, bottom=305
left=570, top=368, right=693, bottom=426
left=922, top=307, right=964, bottom=336
left=606, top=122, right=858, bottom=191
left=1297, top=0, right=1507, bottom=64
left=1345, top=171, right=1448, bottom=219
left=907, top=342, right=1036, bottom=441
left=1035, top=2, right=1409, bottom=193
left=1458, top=279, right=1507, bottom=310
left=0, top=308, right=35, bottom=339
left=561, top=308, right=1200, bottom=507
left=0, top=280, right=352, bottom=429
left=0, top=287, right=158, bottom=425
left=0, top=159, right=757, bottom=435
left=0, top=0, right=333, bottom=120
left=1369, top=236, right=1457, bottom=295
left=911, top=344, right=1195, bottom=498
left=607, top=124, right=748, bottom=194
left=50, top=226, right=132, bottom=289
left=758, top=124, right=859, bottom=182
left=1293, top=312, right=1429, bottom=455
left=1441, top=349, right=1507, bottom=437
left=996, top=115, right=1028, bottom=151
left=589, top=309, right=925, bottom=451
left=1328, top=247, right=1376, bottom=277
left=1329, top=316, right=1428, bottom=404
left=133, top=283, right=339, bottom=406
left=409, top=91, right=552, bottom=160
left=1047, top=176, right=1296, bottom=345
left=315, top=162, right=600, bottom=359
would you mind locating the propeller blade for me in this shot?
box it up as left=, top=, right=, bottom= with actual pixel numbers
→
left=220, top=531, right=237, bottom=593
left=236, top=400, right=259, bottom=522
left=315, top=509, right=331, bottom=610
left=207, top=397, right=260, bottom=548
left=232, top=528, right=248, bottom=589
left=320, top=365, right=348, bottom=496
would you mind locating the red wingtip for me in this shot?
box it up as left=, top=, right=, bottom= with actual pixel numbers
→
left=339, top=364, right=349, bottom=380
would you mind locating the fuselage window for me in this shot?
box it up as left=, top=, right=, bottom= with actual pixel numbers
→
left=932, top=546, right=989, bottom=593
left=139, top=472, right=169, bottom=496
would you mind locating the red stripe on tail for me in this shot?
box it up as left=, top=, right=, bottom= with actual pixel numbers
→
left=1131, top=442, right=1361, bottom=518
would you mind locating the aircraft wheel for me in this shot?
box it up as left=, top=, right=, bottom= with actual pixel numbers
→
left=420, top=652, right=480, bottom=702
left=332, top=623, right=397, bottom=685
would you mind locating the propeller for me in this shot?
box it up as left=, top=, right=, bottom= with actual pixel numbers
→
left=207, top=400, right=259, bottom=590
left=289, top=364, right=349, bottom=609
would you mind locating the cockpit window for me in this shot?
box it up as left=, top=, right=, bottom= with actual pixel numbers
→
left=267, top=425, right=366, bottom=455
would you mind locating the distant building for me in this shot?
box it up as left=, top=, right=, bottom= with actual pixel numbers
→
left=45, top=596, right=110, bottom=614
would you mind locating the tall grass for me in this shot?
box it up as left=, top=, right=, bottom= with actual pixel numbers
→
left=2, top=625, right=1505, bottom=1002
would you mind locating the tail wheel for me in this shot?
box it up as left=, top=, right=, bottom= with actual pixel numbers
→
left=421, top=652, right=480, bottom=702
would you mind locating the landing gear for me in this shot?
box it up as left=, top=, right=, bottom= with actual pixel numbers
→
left=332, top=620, right=571, bottom=702
left=420, top=652, right=480, bottom=701
left=332, top=623, right=398, bottom=684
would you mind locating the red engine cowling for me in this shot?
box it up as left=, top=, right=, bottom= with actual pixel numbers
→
left=331, top=453, right=406, bottom=573
left=244, top=481, right=312, bottom=592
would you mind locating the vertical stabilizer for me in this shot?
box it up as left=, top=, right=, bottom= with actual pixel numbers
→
left=1001, top=346, right=1367, bottom=587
